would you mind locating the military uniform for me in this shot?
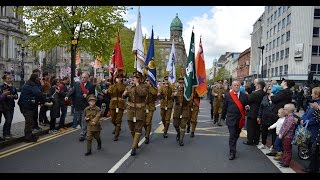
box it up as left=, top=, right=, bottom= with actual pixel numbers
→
left=158, top=76, right=174, bottom=138
left=212, top=83, right=224, bottom=126
left=84, top=95, right=102, bottom=156
left=189, top=89, right=200, bottom=137
left=173, top=78, right=192, bottom=146
left=107, top=74, right=126, bottom=141
left=123, top=72, right=148, bottom=156
left=144, top=81, right=158, bottom=144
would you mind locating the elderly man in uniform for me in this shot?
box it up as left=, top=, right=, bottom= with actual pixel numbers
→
left=144, top=78, right=158, bottom=144
left=123, top=72, right=148, bottom=156
left=106, top=70, right=126, bottom=141
left=173, top=77, right=192, bottom=146
left=212, top=80, right=225, bottom=126
left=158, top=76, right=174, bottom=138
left=84, top=95, right=102, bottom=156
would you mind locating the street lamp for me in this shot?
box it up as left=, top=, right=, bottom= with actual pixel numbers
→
left=17, top=44, right=27, bottom=88
left=258, top=46, right=265, bottom=79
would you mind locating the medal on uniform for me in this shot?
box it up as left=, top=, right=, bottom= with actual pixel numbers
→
left=133, top=117, right=136, bottom=122
left=146, top=109, right=149, bottom=113
left=165, top=107, right=167, bottom=110
left=116, top=108, right=119, bottom=113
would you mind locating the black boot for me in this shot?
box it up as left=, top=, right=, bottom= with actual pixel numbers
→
left=187, top=126, right=190, bottom=133
left=175, top=128, right=180, bottom=141
left=145, top=137, right=149, bottom=144
left=131, top=148, right=136, bottom=156
left=190, top=132, right=195, bottom=138
left=85, top=150, right=92, bottom=156
left=179, top=130, right=185, bottom=146
left=163, top=132, right=168, bottom=138
left=97, top=139, right=102, bottom=150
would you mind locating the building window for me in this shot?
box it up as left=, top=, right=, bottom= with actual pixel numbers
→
left=269, top=55, right=271, bottom=63
left=278, top=7, right=282, bottom=16
left=277, top=22, right=281, bottom=32
left=314, top=9, right=320, bottom=19
left=277, top=37, right=280, bottom=46
left=266, top=44, right=268, bottom=51
left=272, top=54, right=275, bottom=62
left=271, top=68, right=274, bottom=77
left=281, top=34, right=285, bottom=44
left=283, top=6, right=287, bottom=13
left=267, top=18, right=269, bottom=26
left=269, top=42, right=272, bottom=49
left=273, top=25, right=276, bottom=34
left=266, top=57, right=268, bottom=65
left=285, top=48, right=289, bottom=58
left=282, top=18, right=286, bottom=29
left=280, top=50, right=284, bottom=59
left=271, top=15, right=273, bottom=23
left=312, top=46, right=319, bottom=56
left=280, top=66, right=283, bottom=75
left=275, top=67, right=278, bottom=76
left=313, top=27, right=319, bottom=37
left=311, top=64, right=317, bottom=74
left=286, top=31, right=290, bottom=41
left=270, top=28, right=273, bottom=36
left=284, top=65, right=288, bottom=75
left=274, top=11, right=277, bottom=20
left=267, top=31, right=269, bottom=39
left=276, top=52, right=279, bottom=61
left=273, top=40, right=276, bottom=49
left=0, top=6, right=5, bottom=16
left=287, top=14, right=291, bottom=25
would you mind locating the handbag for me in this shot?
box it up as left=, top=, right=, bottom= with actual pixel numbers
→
left=292, top=121, right=312, bottom=147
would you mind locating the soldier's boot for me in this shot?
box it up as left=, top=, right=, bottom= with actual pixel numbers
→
left=175, top=128, right=180, bottom=141
left=179, top=129, right=185, bottom=146
left=273, top=152, right=283, bottom=161
left=211, top=108, right=213, bottom=120
left=163, top=122, right=169, bottom=138
left=85, top=140, right=92, bottom=156
left=191, top=122, right=197, bottom=138
left=97, top=138, right=102, bottom=150
left=145, top=125, right=151, bottom=144
left=113, top=125, right=121, bottom=141
left=187, top=125, right=190, bottom=133
left=131, top=133, right=141, bottom=156
left=217, top=114, right=222, bottom=126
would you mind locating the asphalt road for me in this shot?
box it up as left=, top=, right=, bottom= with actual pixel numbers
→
left=0, top=99, right=291, bottom=173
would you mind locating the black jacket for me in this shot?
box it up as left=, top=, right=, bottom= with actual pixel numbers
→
left=258, top=95, right=278, bottom=125
left=270, top=87, right=293, bottom=112
left=67, top=82, right=95, bottom=111
left=247, top=89, right=266, bottom=119
left=18, top=80, right=43, bottom=110
left=221, top=91, right=248, bottom=127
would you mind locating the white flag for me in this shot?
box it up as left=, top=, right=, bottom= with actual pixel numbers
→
left=132, top=7, right=145, bottom=73
left=166, top=39, right=176, bottom=84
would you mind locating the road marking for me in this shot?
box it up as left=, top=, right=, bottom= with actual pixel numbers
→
left=0, top=128, right=78, bottom=158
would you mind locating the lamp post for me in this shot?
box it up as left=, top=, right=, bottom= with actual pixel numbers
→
left=17, top=44, right=26, bottom=88
left=258, top=46, right=264, bottom=79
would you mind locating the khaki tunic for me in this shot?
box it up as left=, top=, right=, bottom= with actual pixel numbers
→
left=158, top=84, right=174, bottom=109
left=125, top=84, right=148, bottom=121
left=84, top=105, right=101, bottom=132
left=146, top=85, right=158, bottom=111
left=107, top=83, right=126, bottom=109
left=212, top=87, right=224, bottom=114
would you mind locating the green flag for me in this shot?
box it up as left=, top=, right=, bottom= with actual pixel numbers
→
left=184, top=30, right=198, bottom=101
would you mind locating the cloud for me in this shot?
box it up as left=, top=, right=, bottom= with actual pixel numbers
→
left=183, top=6, right=265, bottom=69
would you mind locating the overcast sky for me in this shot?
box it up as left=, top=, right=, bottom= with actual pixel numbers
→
left=125, top=6, right=265, bottom=69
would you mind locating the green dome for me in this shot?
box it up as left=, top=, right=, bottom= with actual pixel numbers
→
left=170, top=13, right=183, bottom=31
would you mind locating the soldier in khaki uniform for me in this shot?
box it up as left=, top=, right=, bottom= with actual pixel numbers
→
left=158, top=76, right=174, bottom=138
left=173, top=77, right=193, bottom=146
left=144, top=79, right=158, bottom=144
left=84, top=95, right=102, bottom=156
left=107, top=71, right=126, bottom=141
left=189, top=88, right=200, bottom=137
left=212, top=80, right=225, bottom=126
left=123, top=72, right=148, bottom=156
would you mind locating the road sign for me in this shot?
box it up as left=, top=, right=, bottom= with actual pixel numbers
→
left=71, top=40, right=77, bottom=45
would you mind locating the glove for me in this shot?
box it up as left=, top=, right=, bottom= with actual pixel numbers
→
left=44, top=102, right=53, bottom=107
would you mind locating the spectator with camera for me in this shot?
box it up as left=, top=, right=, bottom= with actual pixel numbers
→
left=56, top=76, right=70, bottom=131
left=18, top=73, right=45, bottom=142
left=0, top=74, right=18, bottom=140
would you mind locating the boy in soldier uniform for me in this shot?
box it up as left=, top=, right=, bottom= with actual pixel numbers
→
left=84, top=95, right=102, bottom=156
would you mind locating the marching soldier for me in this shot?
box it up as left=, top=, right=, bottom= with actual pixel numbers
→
left=173, top=77, right=192, bottom=146
left=123, top=72, right=148, bottom=156
left=158, top=76, right=174, bottom=138
left=106, top=70, right=126, bottom=141
left=212, top=80, right=225, bottom=126
left=84, top=95, right=102, bottom=156
left=144, top=78, right=158, bottom=144
left=189, top=88, right=200, bottom=137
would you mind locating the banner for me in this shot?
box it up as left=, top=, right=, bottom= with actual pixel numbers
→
left=132, top=7, right=145, bottom=73
left=145, top=29, right=157, bottom=87
left=195, top=37, right=207, bottom=97
left=166, top=39, right=176, bottom=84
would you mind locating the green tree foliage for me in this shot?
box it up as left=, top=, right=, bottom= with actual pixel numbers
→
left=19, top=6, right=127, bottom=61
left=214, top=67, right=230, bottom=82
left=117, top=27, right=135, bottom=74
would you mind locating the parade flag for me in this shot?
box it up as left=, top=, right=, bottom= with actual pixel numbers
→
left=113, top=31, right=124, bottom=72
left=166, top=39, right=176, bottom=84
left=184, top=30, right=198, bottom=101
left=195, top=37, right=207, bottom=97
left=132, top=7, right=145, bottom=73
left=143, top=34, right=147, bottom=58
left=145, top=29, right=157, bottom=87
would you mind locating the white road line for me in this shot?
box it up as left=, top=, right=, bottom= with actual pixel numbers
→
left=107, top=104, right=160, bottom=173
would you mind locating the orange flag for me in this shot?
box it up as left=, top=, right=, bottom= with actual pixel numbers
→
left=195, top=37, right=207, bottom=97
left=113, top=31, right=124, bottom=71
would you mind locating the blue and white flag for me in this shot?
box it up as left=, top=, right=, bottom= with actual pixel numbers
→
left=166, top=39, right=176, bottom=84
left=145, top=29, right=157, bottom=87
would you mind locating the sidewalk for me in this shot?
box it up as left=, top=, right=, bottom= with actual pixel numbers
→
left=0, top=112, right=74, bottom=149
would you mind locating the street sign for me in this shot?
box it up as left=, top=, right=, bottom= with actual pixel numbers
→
left=71, top=40, right=77, bottom=45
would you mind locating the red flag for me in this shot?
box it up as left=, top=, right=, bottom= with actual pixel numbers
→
left=195, top=37, right=208, bottom=97
left=113, top=32, right=124, bottom=71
